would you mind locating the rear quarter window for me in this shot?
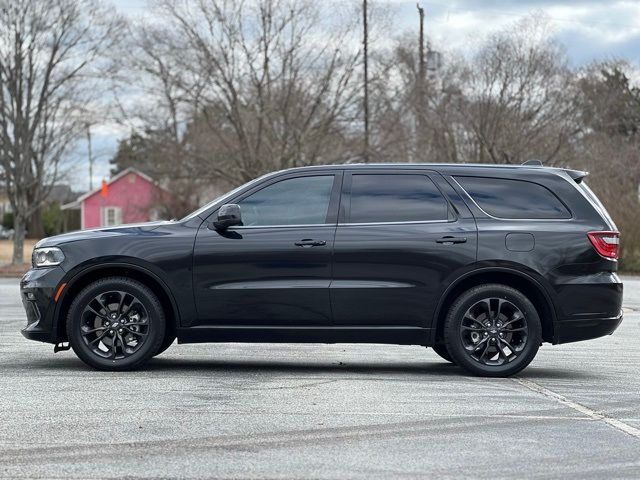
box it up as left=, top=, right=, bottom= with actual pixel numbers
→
left=455, top=176, right=571, bottom=219
left=577, top=182, right=617, bottom=229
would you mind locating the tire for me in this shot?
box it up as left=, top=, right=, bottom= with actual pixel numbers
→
left=154, top=333, right=176, bottom=357
left=431, top=343, right=456, bottom=364
left=444, top=284, right=541, bottom=377
left=67, top=277, right=166, bottom=371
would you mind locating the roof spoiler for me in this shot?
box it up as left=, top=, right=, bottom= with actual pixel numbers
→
left=522, top=159, right=588, bottom=184
left=563, top=168, right=588, bottom=184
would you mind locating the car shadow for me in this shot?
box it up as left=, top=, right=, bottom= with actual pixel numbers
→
left=146, top=358, right=600, bottom=381
left=145, top=357, right=465, bottom=376
left=22, top=354, right=601, bottom=381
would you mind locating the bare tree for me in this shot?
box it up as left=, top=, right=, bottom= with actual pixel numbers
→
left=578, top=60, right=640, bottom=140
left=456, top=15, right=579, bottom=165
left=0, top=0, right=124, bottom=263
left=364, top=32, right=465, bottom=164
left=574, top=62, right=640, bottom=270
left=122, top=0, right=364, bottom=188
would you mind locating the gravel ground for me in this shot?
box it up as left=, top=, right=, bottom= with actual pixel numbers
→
left=0, top=277, right=639, bottom=479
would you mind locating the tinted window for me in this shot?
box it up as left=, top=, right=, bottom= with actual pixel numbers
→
left=239, top=175, right=334, bottom=226
left=348, top=174, right=448, bottom=223
left=579, top=182, right=616, bottom=229
left=455, top=176, right=571, bottom=219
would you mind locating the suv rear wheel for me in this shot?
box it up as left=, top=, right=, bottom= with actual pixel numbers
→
left=444, top=284, right=541, bottom=377
left=66, top=277, right=165, bottom=371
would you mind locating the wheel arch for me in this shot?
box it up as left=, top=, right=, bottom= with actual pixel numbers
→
left=432, top=267, right=557, bottom=344
left=54, top=262, right=180, bottom=343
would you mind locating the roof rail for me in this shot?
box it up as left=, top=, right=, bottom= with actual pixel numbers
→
left=522, top=159, right=543, bottom=166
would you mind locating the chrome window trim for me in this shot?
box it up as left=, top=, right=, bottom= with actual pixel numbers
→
left=229, top=219, right=455, bottom=229
left=229, top=223, right=333, bottom=230
left=338, top=219, right=452, bottom=227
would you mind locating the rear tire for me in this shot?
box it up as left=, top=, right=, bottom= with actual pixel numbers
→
left=444, top=284, right=541, bottom=377
left=431, top=343, right=455, bottom=364
left=67, top=277, right=165, bottom=371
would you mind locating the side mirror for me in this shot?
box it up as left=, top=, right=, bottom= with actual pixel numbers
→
left=213, top=204, right=243, bottom=230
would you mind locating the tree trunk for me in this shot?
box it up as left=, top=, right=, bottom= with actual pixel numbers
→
left=27, top=207, right=45, bottom=239
left=12, top=214, right=26, bottom=265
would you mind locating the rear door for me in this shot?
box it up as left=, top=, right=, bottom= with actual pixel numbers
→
left=331, top=169, right=477, bottom=327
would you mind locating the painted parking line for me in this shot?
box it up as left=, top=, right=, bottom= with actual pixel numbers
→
left=513, top=377, right=640, bottom=439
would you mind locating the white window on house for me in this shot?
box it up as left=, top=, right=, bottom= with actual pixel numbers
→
left=149, top=208, right=161, bottom=221
left=101, top=206, right=122, bottom=227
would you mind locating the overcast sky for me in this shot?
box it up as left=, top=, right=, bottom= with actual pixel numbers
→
left=74, top=0, right=640, bottom=192
left=394, top=0, right=640, bottom=66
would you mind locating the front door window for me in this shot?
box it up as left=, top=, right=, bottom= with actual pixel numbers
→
left=238, top=175, right=335, bottom=226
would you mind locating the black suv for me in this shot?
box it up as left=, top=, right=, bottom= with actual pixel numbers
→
left=21, top=164, right=623, bottom=376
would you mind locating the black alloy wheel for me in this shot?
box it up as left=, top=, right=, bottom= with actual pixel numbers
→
left=67, top=277, right=165, bottom=371
left=79, top=290, right=150, bottom=360
left=459, top=297, right=528, bottom=366
left=444, top=284, right=541, bottom=377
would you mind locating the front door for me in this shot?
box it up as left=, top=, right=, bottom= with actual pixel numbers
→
left=193, top=172, right=341, bottom=326
left=331, top=170, right=477, bottom=327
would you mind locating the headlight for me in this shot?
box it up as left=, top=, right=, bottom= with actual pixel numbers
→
left=32, top=247, right=65, bottom=267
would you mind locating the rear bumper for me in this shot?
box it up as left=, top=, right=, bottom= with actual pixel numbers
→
left=554, top=311, right=623, bottom=344
left=555, top=272, right=623, bottom=319
left=551, top=271, right=623, bottom=344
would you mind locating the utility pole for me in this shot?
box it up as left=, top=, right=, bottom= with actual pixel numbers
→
left=416, top=3, right=426, bottom=161
left=86, top=123, right=93, bottom=190
left=363, top=0, right=370, bottom=163
left=417, top=4, right=425, bottom=84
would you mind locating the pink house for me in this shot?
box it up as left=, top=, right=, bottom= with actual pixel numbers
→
left=62, top=168, right=168, bottom=229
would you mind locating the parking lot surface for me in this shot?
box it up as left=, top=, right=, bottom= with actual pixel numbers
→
left=1, top=277, right=639, bottom=479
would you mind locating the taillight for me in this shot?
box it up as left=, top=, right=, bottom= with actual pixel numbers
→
left=587, top=231, right=619, bottom=259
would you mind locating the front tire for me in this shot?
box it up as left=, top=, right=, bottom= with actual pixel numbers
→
left=444, top=284, right=541, bottom=377
left=66, top=277, right=165, bottom=371
left=154, top=333, right=176, bottom=357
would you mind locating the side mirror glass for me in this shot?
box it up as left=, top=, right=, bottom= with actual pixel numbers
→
left=213, top=204, right=243, bottom=230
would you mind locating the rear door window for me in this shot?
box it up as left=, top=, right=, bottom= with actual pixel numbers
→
left=347, top=174, right=448, bottom=223
left=455, top=176, right=571, bottom=219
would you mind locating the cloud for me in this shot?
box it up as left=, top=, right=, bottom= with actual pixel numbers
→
left=67, top=0, right=635, bottom=193
left=393, top=0, right=640, bottom=65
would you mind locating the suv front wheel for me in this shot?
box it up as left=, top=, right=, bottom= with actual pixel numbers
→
left=444, top=284, right=541, bottom=377
left=66, top=277, right=165, bottom=371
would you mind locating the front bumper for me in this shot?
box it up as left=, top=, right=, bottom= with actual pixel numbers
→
left=20, top=266, right=66, bottom=344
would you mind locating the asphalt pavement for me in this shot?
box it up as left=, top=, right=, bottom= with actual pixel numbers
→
left=1, top=277, right=639, bottom=479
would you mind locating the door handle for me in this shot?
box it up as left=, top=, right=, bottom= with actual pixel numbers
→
left=294, top=239, right=327, bottom=247
left=436, top=236, right=467, bottom=245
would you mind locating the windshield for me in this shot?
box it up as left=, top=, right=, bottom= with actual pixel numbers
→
left=180, top=174, right=270, bottom=222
